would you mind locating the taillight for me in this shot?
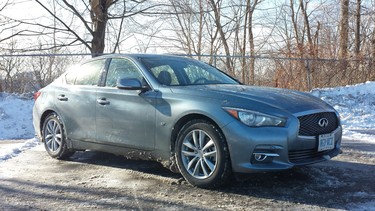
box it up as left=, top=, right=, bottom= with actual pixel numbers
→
left=34, top=91, right=41, bottom=101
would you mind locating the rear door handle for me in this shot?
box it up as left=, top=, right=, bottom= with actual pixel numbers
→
left=97, top=98, right=110, bottom=105
left=57, top=95, right=68, bottom=101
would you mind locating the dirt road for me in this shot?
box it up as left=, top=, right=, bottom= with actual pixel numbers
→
left=0, top=138, right=374, bottom=210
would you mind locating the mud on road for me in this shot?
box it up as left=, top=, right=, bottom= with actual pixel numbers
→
left=0, top=138, right=374, bottom=211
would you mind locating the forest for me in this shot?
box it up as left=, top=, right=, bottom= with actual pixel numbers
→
left=0, top=0, right=374, bottom=93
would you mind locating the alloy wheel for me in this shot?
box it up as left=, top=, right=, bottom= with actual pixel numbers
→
left=181, top=129, right=218, bottom=179
left=44, top=119, right=63, bottom=153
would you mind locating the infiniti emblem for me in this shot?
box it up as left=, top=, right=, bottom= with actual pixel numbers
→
left=318, top=118, right=329, bottom=128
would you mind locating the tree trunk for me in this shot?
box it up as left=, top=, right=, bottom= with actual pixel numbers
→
left=299, top=0, right=313, bottom=55
left=339, top=0, right=349, bottom=60
left=290, top=0, right=306, bottom=90
left=241, top=0, right=249, bottom=84
left=354, top=0, right=361, bottom=56
left=290, top=0, right=301, bottom=56
left=197, top=0, right=204, bottom=60
left=90, top=0, right=112, bottom=57
left=248, top=1, right=257, bottom=85
left=299, top=0, right=314, bottom=90
left=339, top=0, right=349, bottom=82
left=371, top=27, right=375, bottom=81
left=209, top=0, right=234, bottom=75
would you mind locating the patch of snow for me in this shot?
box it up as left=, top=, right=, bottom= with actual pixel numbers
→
left=0, top=93, right=35, bottom=140
left=0, top=138, right=39, bottom=161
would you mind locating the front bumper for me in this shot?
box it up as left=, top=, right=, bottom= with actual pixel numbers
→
left=222, top=120, right=342, bottom=173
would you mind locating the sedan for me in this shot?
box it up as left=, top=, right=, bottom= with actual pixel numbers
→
left=33, top=54, right=342, bottom=188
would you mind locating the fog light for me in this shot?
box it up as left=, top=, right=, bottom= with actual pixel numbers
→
left=252, top=152, right=280, bottom=162
left=254, top=153, right=267, bottom=161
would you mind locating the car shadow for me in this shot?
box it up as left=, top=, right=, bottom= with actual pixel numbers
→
left=68, top=150, right=182, bottom=179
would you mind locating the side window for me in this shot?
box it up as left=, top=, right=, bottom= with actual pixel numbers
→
left=149, top=65, right=179, bottom=86
left=74, top=59, right=106, bottom=86
left=105, top=58, right=143, bottom=87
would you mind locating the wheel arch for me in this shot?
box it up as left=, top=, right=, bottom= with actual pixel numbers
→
left=39, top=110, right=66, bottom=142
left=170, top=113, right=226, bottom=154
left=171, top=113, right=233, bottom=188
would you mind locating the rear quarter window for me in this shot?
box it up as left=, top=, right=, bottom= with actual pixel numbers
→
left=64, top=59, right=106, bottom=86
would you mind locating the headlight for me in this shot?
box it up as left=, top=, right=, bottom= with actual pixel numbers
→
left=224, top=108, right=286, bottom=127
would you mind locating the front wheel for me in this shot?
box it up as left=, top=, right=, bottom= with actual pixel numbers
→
left=42, top=113, right=75, bottom=159
left=175, top=119, right=231, bottom=188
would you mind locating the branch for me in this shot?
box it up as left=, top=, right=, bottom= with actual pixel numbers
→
left=0, top=0, right=9, bottom=12
left=112, top=0, right=126, bottom=53
left=34, top=0, right=92, bottom=51
left=61, top=0, right=94, bottom=35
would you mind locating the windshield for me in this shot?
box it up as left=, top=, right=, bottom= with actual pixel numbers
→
left=139, top=57, right=239, bottom=86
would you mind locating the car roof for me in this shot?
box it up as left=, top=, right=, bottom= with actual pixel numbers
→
left=93, top=53, right=190, bottom=60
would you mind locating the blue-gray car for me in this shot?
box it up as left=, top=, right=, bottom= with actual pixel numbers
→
left=33, top=54, right=342, bottom=188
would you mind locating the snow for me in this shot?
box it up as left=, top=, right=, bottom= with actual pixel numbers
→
left=0, top=81, right=374, bottom=161
left=0, top=93, right=35, bottom=140
left=0, top=92, right=39, bottom=161
left=0, top=138, right=39, bottom=161
left=311, top=81, right=375, bottom=143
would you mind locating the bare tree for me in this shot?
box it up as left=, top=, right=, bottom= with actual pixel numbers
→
left=0, top=41, right=23, bottom=93
left=339, top=0, right=349, bottom=60
left=247, top=0, right=262, bottom=85
left=235, top=0, right=262, bottom=84
left=169, top=0, right=196, bottom=55
left=208, top=0, right=234, bottom=75
left=19, top=0, right=160, bottom=56
left=203, top=8, right=220, bottom=65
left=166, top=0, right=222, bottom=63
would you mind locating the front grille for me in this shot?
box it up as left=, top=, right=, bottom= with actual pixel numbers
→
left=289, top=149, right=327, bottom=164
left=298, top=112, right=338, bottom=136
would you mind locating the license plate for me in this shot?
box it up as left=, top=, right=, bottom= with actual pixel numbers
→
left=318, top=133, right=335, bottom=152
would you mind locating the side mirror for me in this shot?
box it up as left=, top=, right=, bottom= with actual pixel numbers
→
left=116, top=78, right=148, bottom=91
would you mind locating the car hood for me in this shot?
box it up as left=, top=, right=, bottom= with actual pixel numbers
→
left=169, top=84, right=334, bottom=114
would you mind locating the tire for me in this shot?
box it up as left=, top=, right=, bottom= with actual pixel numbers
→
left=175, top=119, right=232, bottom=188
left=42, top=112, right=75, bottom=159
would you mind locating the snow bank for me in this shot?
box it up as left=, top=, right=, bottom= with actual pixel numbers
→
left=0, top=93, right=35, bottom=140
left=311, top=81, right=375, bottom=142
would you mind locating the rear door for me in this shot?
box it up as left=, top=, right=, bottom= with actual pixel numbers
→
left=96, top=57, right=157, bottom=150
left=55, top=59, right=106, bottom=142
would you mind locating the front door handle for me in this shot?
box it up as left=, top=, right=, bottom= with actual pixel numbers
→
left=57, top=94, right=68, bottom=101
left=97, top=98, right=110, bottom=105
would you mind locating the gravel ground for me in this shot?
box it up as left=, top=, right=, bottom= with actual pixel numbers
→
left=0, top=138, right=374, bottom=211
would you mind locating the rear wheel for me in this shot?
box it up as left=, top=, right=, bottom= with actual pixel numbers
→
left=175, top=119, right=231, bottom=188
left=42, top=113, right=75, bottom=159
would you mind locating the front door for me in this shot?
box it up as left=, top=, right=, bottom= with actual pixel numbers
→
left=96, top=58, right=157, bottom=150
